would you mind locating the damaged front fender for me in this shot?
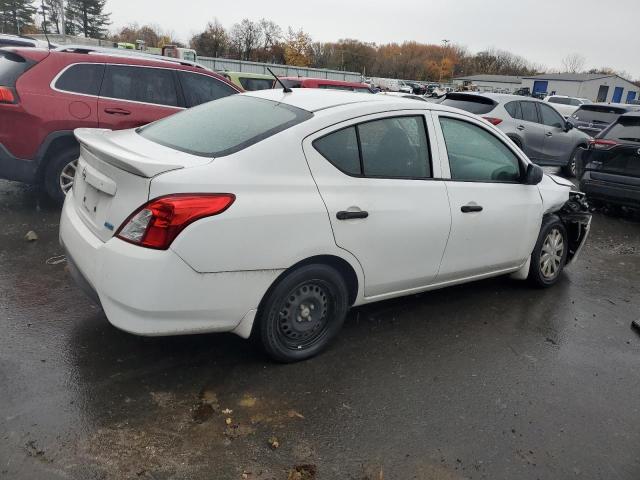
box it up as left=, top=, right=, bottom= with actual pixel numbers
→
left=557, top=191, right=592, bottom=265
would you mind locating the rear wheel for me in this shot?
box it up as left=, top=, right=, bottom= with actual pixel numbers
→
left=257, top=264, right=349, bottom=362
left=43, top=146, right=80, bottom=205
left=528, top=216, right=568, bottom=288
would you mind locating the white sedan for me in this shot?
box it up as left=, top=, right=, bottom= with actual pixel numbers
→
left=60, top=89, right=591, bottom=362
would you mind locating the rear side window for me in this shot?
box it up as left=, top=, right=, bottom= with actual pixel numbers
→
left=604, top=117, right=640, bottom=142
left=101, top=65, right=178, bottom=107
left=314, top=127, right=361, bottom=175
left=440, top=94, right=496, bottom=114
left=238, top=77, right=273, bottom=91
left=178, top=71, right=238, bottom=107
left=313, top=115, right=431, bottom=179
left=520, top=101, right=539, bottom=123
left=440, top=117, right=521, bottom=182
left=548, top=97, right=569, bottom=105
left=55, top=64, right=104, bottom=95
left=504, top=101, right=522, bottom=120
left=0, top=50, right=34, bottom=86
left=281, top=79, right=302, bottom=88
left=139, top=95, right=312, bottom=157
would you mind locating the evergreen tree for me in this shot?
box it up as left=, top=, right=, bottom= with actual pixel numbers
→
left=65, top=0, right=109, bottom=38
left=0, top=0, right=37, bottom=35
left=42, top=0, right=63, bottom=34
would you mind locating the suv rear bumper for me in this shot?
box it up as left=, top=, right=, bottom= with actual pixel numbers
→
left=580, top=171, right=640, bottom=207
left=0, top=144, right=38, bottom=183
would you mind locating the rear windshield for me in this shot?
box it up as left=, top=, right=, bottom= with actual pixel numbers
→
left=0, top=50, right=34, bottom=86
left=440, top=94, right=496, bottom=114
left=138, top=95, right=313, bottom=157
left=572, top=105, right=626, bottom=124
left=603, top=116, right=640, bottom=143
left=239, top=77, right=274, bottom=91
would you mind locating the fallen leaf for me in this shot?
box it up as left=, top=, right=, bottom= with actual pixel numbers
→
left=239, top=395, right=257, bottom=408
left=268, top=436, right=280, bottom=449
left=225, top=417, right=233, bottom=425
left=25, top=230, right=38, bottom=241
left=287, top=410, right=305, bottom=419
left=222, top=408, right=233, bottom=415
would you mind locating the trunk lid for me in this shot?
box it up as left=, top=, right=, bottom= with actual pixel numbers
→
left=72, top=128, right=213, bottom=242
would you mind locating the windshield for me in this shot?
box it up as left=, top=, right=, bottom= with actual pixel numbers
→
left=138, top=95, right=313, bottom=157
left=572, top=105, right=626, bottom=124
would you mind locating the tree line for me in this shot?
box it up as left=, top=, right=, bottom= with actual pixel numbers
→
left=0, top=0, right=110, bottom=37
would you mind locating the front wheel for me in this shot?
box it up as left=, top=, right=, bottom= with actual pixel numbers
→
left=257, top=264, right=349, bottom=362
left=528, top=216, right=568, bottom=288
left=562, top=147, right=580, bottom=178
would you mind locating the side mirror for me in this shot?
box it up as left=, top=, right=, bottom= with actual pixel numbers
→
left=525, top=163, right=544, bottom=185
left=564, top=121, right=574, bottom=132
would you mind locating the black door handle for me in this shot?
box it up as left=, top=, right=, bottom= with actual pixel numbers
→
left=517, top=125, right=525, bottom=131
left=337, top=210, right=369, bottom=220
left=461, top=205, right=483, bottom=213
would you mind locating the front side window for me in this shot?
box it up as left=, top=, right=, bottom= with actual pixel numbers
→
left=520, top=101, right=539, bottom=123
left=439, top=117, right=521, bottom=182
left=539, top=103, right=565, bottom=128
left=55, top=63, right=104, bottom=95
left=313, top=115, right=431, bottom=178
left=101, top=65, right=178, bottom=106
left=179, top=71, right=238, bottom=107
left=139, top=95, right=312, bottom=157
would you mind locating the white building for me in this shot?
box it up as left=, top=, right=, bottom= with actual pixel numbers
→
left=452, top=74, right=523, bottom=93
left=521, top=73, right=640, bottom=103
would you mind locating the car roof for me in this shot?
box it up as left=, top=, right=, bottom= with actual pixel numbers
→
left=244, top=87, right=453, bottom=113
left=444, top=92, right=534, bottom=104
left=223, top=71, right=273, bottom=80
left=280, top=77, right=368, bottom=87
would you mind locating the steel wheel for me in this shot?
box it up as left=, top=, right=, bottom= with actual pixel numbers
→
left=540, top=228, right=564, bottom=280
left=59, top=159, right=78, bottom=196
left=276, top=281, right=331, bottom=350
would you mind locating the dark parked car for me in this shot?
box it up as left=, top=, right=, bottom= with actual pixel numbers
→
left=568, top=103, right=640, bottom=138
left=578, top=112, right=640, bottom=209
left=0, top=46, right=241, bottom=202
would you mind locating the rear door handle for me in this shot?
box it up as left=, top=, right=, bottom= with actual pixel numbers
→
left=104, top=107, right=131, bottom=115
left=336, top=210, right=369, bottom=220
left=517, top=125, right=525, bottom=131
left=461, top=204, right=483, bottom=213
left=546, top=132, right=553, bottom=137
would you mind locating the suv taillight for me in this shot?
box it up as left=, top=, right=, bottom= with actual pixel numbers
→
left=0, top=86, right=16, bottom=104
left=116, top=194, right=235, bottom=250
left=589, top=139, right=618, bottom=150
left=482, top=116, right=503, bottom=125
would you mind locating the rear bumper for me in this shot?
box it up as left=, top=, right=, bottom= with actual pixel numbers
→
left=0, top=143, right=37, bottom=183
left=59, top=190, right=281, bottom=337
left=580, top=171, right=640, bottom=207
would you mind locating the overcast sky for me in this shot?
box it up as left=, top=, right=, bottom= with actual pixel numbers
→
left=107, top=0, right=640, bottom=79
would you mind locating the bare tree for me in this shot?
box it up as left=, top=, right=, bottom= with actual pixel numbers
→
left=561, top=53, right=586, bottom=73
left=229, top=18, right=262, bottom=60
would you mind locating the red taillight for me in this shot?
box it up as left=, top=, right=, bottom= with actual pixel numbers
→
left=0, top=86, right=15, bottom=103
left=589, top=139, right=618, bottom=150
left=116, top=194, right=235, bottom=250
left=482, top=116, right=503, bottom=125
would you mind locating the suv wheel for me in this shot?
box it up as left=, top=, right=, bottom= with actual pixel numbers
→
left=257, top=264, right=349, bottom=362
left=44, top=147, right=80, bottom=204
left=562, top=147, right=580, bottom=178
left=528, top=216, right=568, bottom=288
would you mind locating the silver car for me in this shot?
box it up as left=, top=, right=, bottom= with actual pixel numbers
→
left=439, top=93, right=591, bottom=177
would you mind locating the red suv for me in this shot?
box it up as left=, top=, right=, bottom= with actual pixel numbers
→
left=0, top=46, right=241, bottom=202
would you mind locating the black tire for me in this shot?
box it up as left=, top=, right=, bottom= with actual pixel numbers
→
left=43, top=146, right=80, bottom=205
left=509, top=136, right=523, bottom=151
left=561, top=147, right=580, bottom=178
left=257, top=264, right=349, bottom=363
left=528, top=216, right=568, bottom=288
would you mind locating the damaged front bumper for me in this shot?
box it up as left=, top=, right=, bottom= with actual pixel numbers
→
left=558, top=191, right=592, bottom=265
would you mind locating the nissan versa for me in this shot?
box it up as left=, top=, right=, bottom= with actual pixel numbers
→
left=60, top=89, right=591, bottom=362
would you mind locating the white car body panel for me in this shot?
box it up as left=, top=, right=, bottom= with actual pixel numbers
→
left=59, top=89, right=581, bottom=338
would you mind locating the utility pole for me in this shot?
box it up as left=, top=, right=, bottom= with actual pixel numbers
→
left=60, top=0, right=66, bottom=37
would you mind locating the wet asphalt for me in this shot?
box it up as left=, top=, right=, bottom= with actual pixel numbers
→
left=1, top=177, right=639, bottom=480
